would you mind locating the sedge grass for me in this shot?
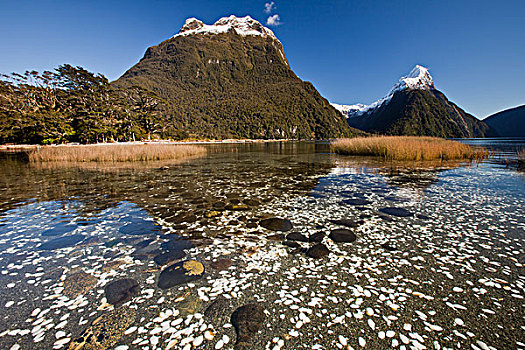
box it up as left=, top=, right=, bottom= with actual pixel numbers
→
left=28, top=144, right=206, bottom=163
left=332, top=136, right=488, bottom=161
left=518, top=149, right=525, bottom=168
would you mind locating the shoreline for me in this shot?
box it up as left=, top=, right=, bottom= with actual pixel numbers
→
left=0, top=139, right=298, bottom=153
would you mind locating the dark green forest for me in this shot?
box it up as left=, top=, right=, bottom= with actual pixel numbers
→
left=0, top=65, right=182, bottom=144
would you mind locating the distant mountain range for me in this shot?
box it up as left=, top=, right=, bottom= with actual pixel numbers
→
left=483, top=105, right=525, bottom=137
left=114, top=15, right=358, bottom=140
left=332, top=66, right=491, bottom=138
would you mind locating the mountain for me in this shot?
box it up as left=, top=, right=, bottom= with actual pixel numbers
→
left=114, top=15, right=356, bottom=140
left=332, top=65, right=491, bottom=138
left=483, top=105, right=525, bottom=137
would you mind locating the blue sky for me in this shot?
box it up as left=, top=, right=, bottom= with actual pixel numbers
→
left=1, top=0, right=523, bottom=118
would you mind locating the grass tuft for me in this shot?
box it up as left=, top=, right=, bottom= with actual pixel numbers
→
left=28, top=144, right=206, bottom=163
left=518, top=149, right=525, bottom=167
left=332, top=136, right=488, bottom=161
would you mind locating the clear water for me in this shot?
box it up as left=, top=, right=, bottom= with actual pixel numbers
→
left=0, top=141, right=523, bottom=350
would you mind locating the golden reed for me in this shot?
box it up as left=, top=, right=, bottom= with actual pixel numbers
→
left=332, top=136, right=488, bottom=161
left=28, top=144, right=206, bottom=162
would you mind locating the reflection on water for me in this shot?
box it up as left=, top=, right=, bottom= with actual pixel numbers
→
left=0, top=140, right=523, bottom=350
left=458, top=137, right=525, bottom=167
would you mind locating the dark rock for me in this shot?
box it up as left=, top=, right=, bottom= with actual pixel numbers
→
left=330, top=219, right=364, bottom=228
left=379, top=207, right=413, bottom=217
left=243, top=199, right=260, bottom=206
left=158, top=260, right=205, bottom=289
left=385, top=196, right=410, bottom=203
left=246, top=222, right=258, bottom=228
left=259, top=218, right=293, bottom=232
left=267, top=234, right=286, bottom=241
left=306, top=244, right=330, bottom=259
left=286, top=232, right=308, bottom=242
left=212, top=201, right=227, bottom=210
left=104, top=278, right=140, bottom=306
left=39, top=235, right=85, bottom=250
left=204, top=295, right=231, bottom=322
left=153, top=250, right=186, bottom=266
left=41, top=222, right=77, bottom=237
left=378, top=214, right=394, bottom=222
left=119, top=218, right=162, bottom=235
left=416, top=214, right=430, bottom=220
left=381, top=242, right=397, bottom=251
left=329, top=229, right=357, bottom=243
left=160, top=237, right=194, bottom=251
left=210, top=258, right=233, bottom=271
left=135, top=239, right=155, bottom=248
left=283, top=240, right=300, bottom=248
left=231, top=303, right=265, bottom=349
left=308, top=232, right=325, bottom=243
left=341, top=198, right=372, bottom=206
left=291, top=247, right=308, bottom=254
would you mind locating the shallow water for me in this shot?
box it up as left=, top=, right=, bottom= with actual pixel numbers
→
left=0, top=141, right=523, bottom=350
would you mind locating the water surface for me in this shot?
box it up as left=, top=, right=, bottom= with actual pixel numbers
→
left=0, top=141, right=523, bottom=350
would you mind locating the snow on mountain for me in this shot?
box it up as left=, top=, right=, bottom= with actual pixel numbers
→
left=388, top=65, right=434, bottom=94
left=174, top=15, right=278, bottom=41
left=335, top=65, right=435, bottom=118
left=331, top=103, right=368, bottom=116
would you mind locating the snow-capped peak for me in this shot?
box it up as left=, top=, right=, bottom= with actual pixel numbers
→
left=388, top=65, right=434, bottom=95
left=174, top=15, right=278, bottom=40
left=333, top=65, right=435, bottom=118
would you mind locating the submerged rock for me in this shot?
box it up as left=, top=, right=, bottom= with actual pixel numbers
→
left=308, top=232, right=325, bottom=243
left=283, top=240, right=301, bottom=248
left=204, top=295, right=231, bottom=323
left=104, top=278, right=140, bottom=306
left=286, top=232, right=309, bottom=242
left=259, top=218, right=293, bottom=232
left=158, top=260, right=205, bottom=289
left=41, top=222, right=77, bottom=237
left=39, top=235, right=85, bottom=250
left=63, top=272, right=98, bottom=298
left=231, top=303, right=265, bottom=349
left=102, top=260, right=126, bottom=273
left=153, top=250, right=186, bottom=266
left=341, top=198, right=372, bottom=206
left=381, top=242, right=397, bottom=251
left=210, top=258, right=233, bottom=271
left=379, top=207, right=413, bottom=217
left=329, top=229, right=357, bottom=243
left=330, top=219, right=364, bottom=228
left=68, top=307, right=136, bottom=350
left=306, top=244, right=330, bottom=259
left=119, top=218, right=162, bottom=235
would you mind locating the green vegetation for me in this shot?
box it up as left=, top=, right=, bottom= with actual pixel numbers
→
left=347, top=90, right=490, bottom=138
left=0, top=65, right=182, bottom=144
left=28, top=144, right=206, bottom=162
left=332, top=136, right=488, bottom=161
left=114, top=32, right=358, bottom=140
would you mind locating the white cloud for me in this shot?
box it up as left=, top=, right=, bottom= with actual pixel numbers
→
left=266, top=14, right=281, bottom=26
left=264, top=1, right=276, bottom=14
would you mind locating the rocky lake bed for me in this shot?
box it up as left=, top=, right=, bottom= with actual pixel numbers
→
left=0, top=142, right=523, bottom=350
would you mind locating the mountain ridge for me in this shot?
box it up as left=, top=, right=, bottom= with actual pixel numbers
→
left=114, top=15, right=357, bottom=140
left=332, top=65, right=491, bottom=138
left=483, top=105, right=525, bottom=137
